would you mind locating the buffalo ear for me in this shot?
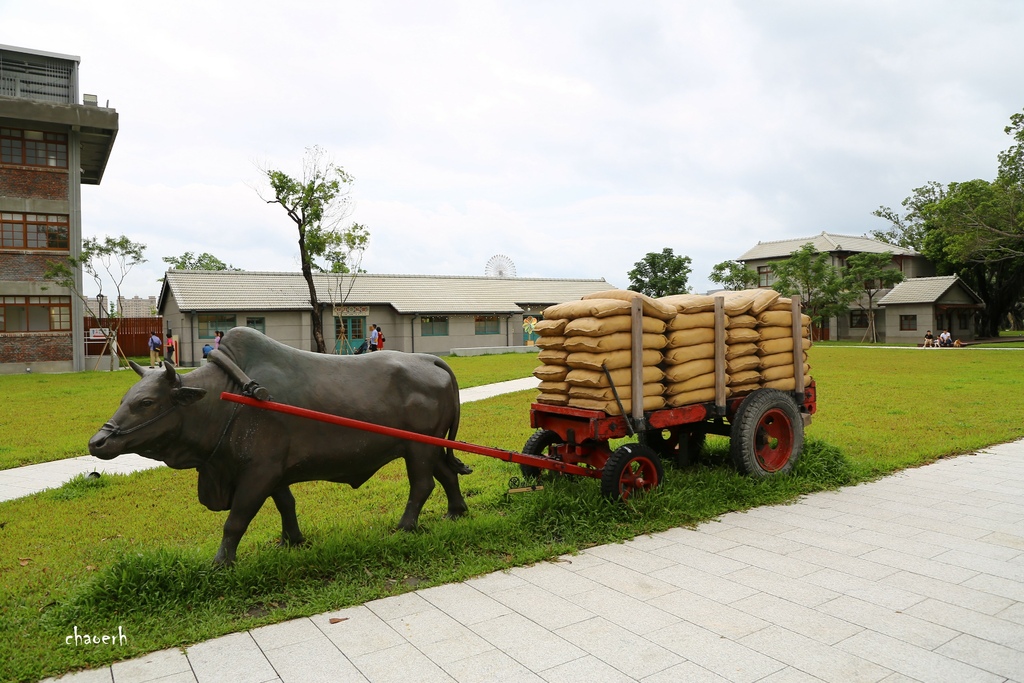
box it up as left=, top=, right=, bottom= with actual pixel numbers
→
left=129, top=360, right=146, bottom=377
left=172, top=386, right=207, bottom=406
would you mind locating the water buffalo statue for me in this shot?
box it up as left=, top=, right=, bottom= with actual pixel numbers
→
left=88, top=326, right=470, bottom=565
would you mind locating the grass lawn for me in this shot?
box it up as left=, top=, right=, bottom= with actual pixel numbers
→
left=2, top=346, right=1023, bottom=681
left=0, top=351, right=540, bottom=471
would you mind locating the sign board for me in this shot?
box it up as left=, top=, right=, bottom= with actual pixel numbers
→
left=334, top=305, right=369, bottom=317
left=89, top=328, right=112, bottom=339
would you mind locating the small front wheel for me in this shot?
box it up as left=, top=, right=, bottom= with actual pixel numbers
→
left=520, top=429, right=564, bottom=480
left=601, top=443, right=664, bottom=500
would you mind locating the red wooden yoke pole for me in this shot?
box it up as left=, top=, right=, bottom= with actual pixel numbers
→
left=220, top=392, right=601, bottom=479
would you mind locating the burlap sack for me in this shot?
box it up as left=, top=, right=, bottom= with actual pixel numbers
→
left=758, top=337, right=812, bottom=355
left=725, top=342, right=759, bottom=360
left=667, top=328, right=715, bottom=347
left=566, top=366, right=665, bottom=388
left=758, top=325, right=810, bottom=341
left=659, top=294, right=716, bottom=314
left=764, top=375, right=812, bottom=391
left=569, top=395, right=667, bottom=415
left=533, top=318, right=568, bottom=336
left=730, top=383, right=761, bottom=394
left=538, top=381, right=570, bottom=394
left=535, top=336, right=566, bottom=349
left=663, top=343, right=715, bottom=365
left=543, top=298, right=632, bottom=320
left=762, top=363, right=811, bottom=382
left=749, top=289, right=781, bottom=315
left=664, top=358, right=716, bottom=383
left=566, top=349, right=663, bottom=371
left=760, top=351, right=808, bottom=369
left=564, top=332, right=668, bottom=353
left=536, top=393, right=569, bottom=406
left=668, top=312, right=716, bottom=330
left=665, top=372, right=720, bottom=394
left=727, top=314, right=757, bottom=329
left=726, top=328, right=760, bottom=344
left=757, top=311, right=811, bottom=327
left=569, top=383, right=664, bottom=401
left=768, top=297, right=793, bottom=311
left=537, top=349, right=569, bottom=366
left=580, top=290, right=676, bottom=321
left=666, top=388, right=722, bottom=407
left=533, top=365, right=569, bottom=382
left=727, top=355, right=762, bottom=373
left=721, top=290, right=758, bottom=316
left=564, top=315, right=667, bottom=337
left=728, top=369, right=762, bottom=386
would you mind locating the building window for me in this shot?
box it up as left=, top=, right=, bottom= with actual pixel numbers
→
left=850, top=311, right=869, bottom=328
left=900, top=315, right=918, bottom=331
left=0, top=213, right=69, bottom=250
left=475, top=316, right=500, bottom=335
left=757, top=266, right=774, bottom=287
left=0, top=295, right=71, bottom=331
left=0, top=128, right=68, bottom=168
left=245, top=317, right=265, bottom=334
left=421, top=316, right=448, bottom=336
left=957, top=312, right=971, bottom=330
left=198, top=314, right=235, bottom=338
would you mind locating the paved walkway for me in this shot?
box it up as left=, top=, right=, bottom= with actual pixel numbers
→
left=12, top=376, right=1023, bottom=682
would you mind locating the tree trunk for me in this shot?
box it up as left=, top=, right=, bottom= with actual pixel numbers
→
left=297, top=230, right=327, bottom=353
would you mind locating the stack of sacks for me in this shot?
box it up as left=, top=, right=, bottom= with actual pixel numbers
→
left=539, top=289, right=674, bottom=415
left=721, top=289, right=783, bottom=395
left=756, top=296, right=812, bottom=391
left=658, top=294, right=720, bottom=407
left=532, top=318, right=570, bottom=405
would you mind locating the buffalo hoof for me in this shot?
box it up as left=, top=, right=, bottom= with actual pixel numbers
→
left=278, top=535, right=306, bottom=548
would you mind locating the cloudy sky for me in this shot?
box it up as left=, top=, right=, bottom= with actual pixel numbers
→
left=6, top=0, right=1024, bottom=297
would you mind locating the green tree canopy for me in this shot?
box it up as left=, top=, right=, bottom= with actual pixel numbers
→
left=258, top=146, right=370, bottom=353
left=843, top=251, right=905, bottom=343
left=770, top=244, right=856, bottom=334
left=162, top=252, right=234, bottom=271
left=709, top=260, right=759, bottom=290
left=873, top=108, right=1024, bottom=336
left=627, top=248, right=692, bottom=297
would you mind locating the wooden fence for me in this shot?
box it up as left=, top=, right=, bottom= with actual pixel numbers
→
left=84, top=316, right=163, bottom=358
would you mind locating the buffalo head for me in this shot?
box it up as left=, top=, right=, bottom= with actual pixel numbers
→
left=88, top=361, right=207, bottom=461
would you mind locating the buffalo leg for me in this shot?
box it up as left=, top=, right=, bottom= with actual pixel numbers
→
left=271, top=485, right=305, bottom=547
left=213, top=484, right=274, bottom=566
left=434, top=456, right=469, bottom=520
left=397, top=448, right=437, bottom=530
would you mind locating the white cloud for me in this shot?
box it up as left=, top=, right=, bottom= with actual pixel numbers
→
left=7, top=0, right=1023, bottom=297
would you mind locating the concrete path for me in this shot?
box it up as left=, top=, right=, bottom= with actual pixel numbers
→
left=0, top=377, right=540, bottom=504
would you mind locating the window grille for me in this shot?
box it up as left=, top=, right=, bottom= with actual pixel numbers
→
left=0, top=50, right=75, bottom=104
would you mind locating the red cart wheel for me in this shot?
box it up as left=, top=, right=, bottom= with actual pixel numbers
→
left=729, top=389, right=803, bottom=477
left=601, top=443, right=663, bottom=500
left=520, top=429, right=564, bottom=480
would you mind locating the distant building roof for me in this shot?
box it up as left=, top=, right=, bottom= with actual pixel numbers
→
left=159, top=271, right=613, bottom=315
left=878, top=275, right=984, bottom=306
left=738, top=232, right=918, bottom=261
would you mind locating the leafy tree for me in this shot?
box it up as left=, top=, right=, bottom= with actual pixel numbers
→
left=873, top=108, right=1024, bottom=336
left=258, top=146, right=370, bottom=353
left=770, top=244, right=856, bottom=337
left=162, top=251, right=235, bottom=271
left=709, top=260, right=759, bottom=290
left=627, top=248, right=692, bottom=297
left=843, top=252, right=905, bottom=343
left=45, top=235, right=147, bottom=371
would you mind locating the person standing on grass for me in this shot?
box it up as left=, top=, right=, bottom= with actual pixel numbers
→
left=165, top=334, right=176, bottom=365
left=148, top=331, right=162, bottom=368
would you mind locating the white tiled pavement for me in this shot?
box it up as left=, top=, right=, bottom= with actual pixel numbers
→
left=14, top=375, right=1024, bottom=682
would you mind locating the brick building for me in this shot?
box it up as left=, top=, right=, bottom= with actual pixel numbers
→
left=0, top=45, right=117, bottom=373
